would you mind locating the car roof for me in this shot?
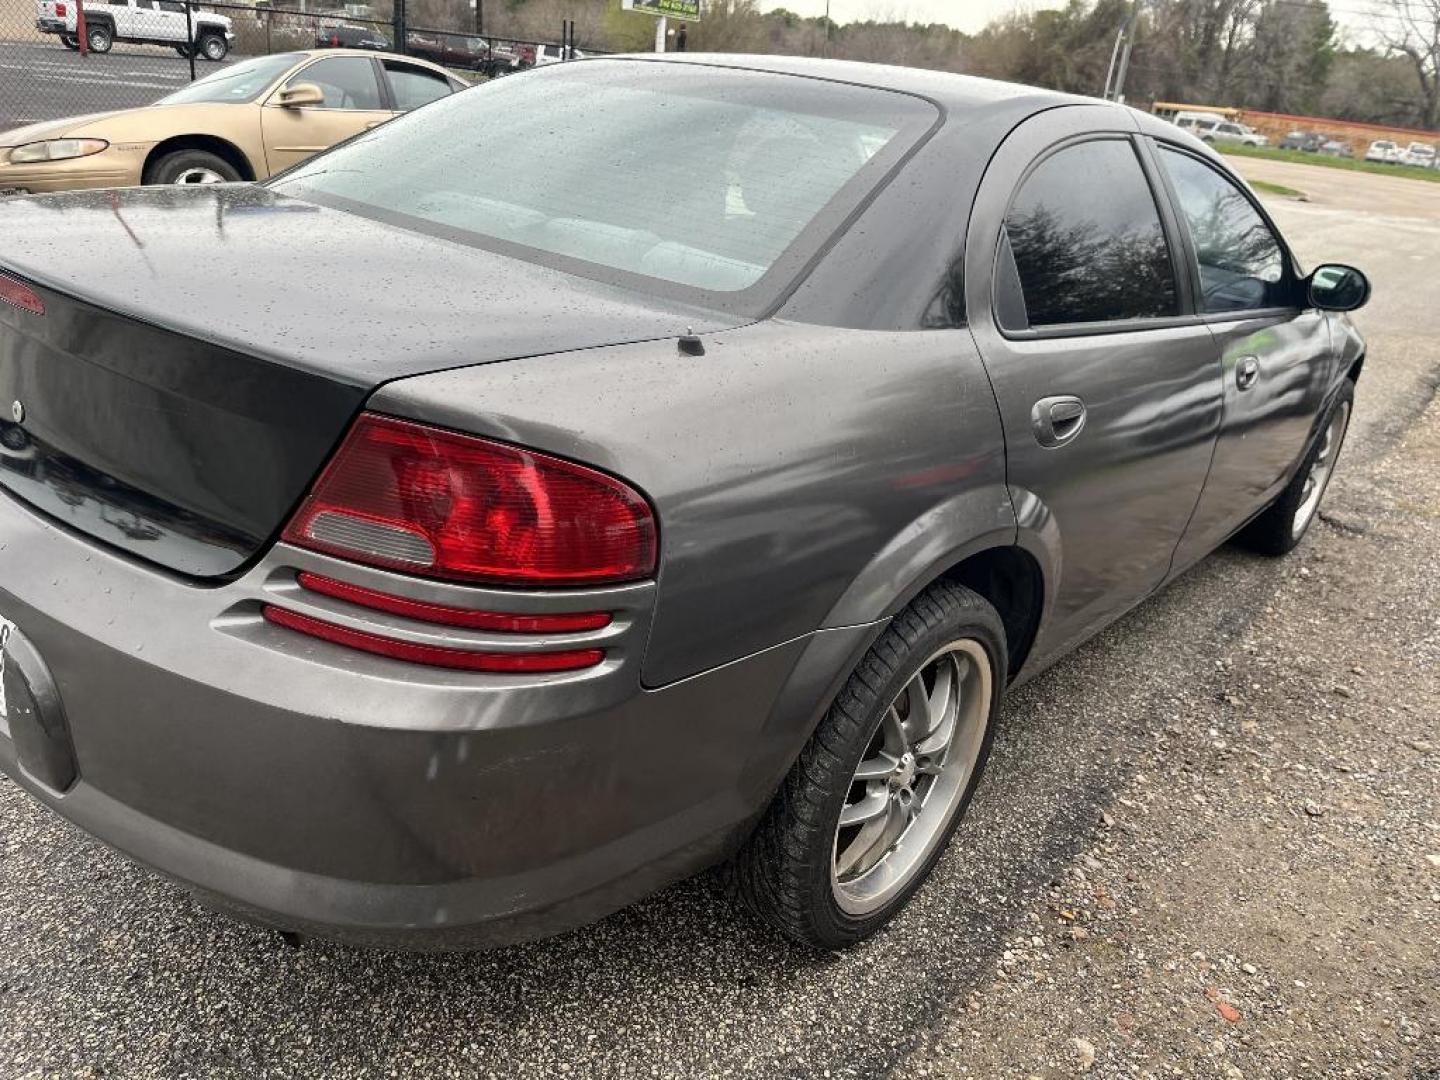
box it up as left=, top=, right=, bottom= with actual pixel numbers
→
left=600, top=53, right=1089, bottom=115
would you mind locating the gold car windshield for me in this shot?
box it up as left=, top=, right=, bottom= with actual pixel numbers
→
left=156, top=53, right=306, bottom=105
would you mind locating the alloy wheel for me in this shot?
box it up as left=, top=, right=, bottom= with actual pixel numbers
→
left=172, top=167, right=226, bottom=185
left=1292, top=400, right=1351, bottom=539
left=831, top=638, right=992, bottom=916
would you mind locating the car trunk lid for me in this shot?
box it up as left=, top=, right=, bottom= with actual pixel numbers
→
left=0, top=185, right=739, bottom=578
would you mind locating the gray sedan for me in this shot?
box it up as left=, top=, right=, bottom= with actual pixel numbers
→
left=0, top=55, right=1368, bottom=950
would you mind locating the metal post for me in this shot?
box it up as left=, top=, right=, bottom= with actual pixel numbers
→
left=475, top=0, right=481, bottom=35
left=76, top=0, right=88, bottom=57
left=654, top=13, right=666, bottom=52
left=824, top=0, right=830, bottom=57
left=393, top=0, right=406, bottom=59
left=184, top=0, right=196, bottom=79
left=1102, top=23, right=1123, bottom=98
left=1113, top=34, right=1133, bottom=104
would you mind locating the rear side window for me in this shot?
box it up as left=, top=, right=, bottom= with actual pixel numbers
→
left=384, top=60, right=451, bottom=111
left=1002, top=139, right=1178, bottom=328
left=1157, top=147, right=1288, bottom=313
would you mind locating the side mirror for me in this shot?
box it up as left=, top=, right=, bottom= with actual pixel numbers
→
left=275, top=83, right=324, bottom=109
left=1306, top=263, right=1370, bottom=312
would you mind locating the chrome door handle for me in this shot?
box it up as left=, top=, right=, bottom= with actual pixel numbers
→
left=1031, top=395, right=1087, bottom=448
left=1236, top=356, right=1260, bottom=391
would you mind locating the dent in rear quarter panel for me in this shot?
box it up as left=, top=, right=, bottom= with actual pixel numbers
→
left=370, top=319, right=1013, bottom=688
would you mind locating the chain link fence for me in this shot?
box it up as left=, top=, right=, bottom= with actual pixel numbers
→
left=1, top=0, right=584, bottom=134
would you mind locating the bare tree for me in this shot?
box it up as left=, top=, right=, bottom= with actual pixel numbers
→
left=1377, top=0, right=1440, bottom=127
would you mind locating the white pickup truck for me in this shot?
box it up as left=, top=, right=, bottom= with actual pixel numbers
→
left=35, top=0, right=235, bottom=61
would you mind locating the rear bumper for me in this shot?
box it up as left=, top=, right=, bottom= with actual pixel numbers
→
left=0, top=491, right=843, bottom=948
left=35, top=18, right=64, bottom=32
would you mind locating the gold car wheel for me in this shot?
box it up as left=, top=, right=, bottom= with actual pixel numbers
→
left=173, top=167, right=228, bottom=185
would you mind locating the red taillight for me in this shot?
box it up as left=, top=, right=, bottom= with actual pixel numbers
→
left=282, top=414, right=657, bottom=587
left=0, top=274, right=44, bottom=316
left=296, top=571, right=611, bottom=633
left=55, top=2, right=67, bottom=15
left=264, top=606, right=603, bottom=672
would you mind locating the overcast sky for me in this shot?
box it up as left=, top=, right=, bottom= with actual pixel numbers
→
left=758, top=0, right=1371, bottom=36
left=757, top=0, right=1060, bottom=32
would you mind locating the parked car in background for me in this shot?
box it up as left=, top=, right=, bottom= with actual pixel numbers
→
left=315, top=23, right=391, bottom=50
left=35, top=0, right=235, bottom=60
left=1198, top=119, right=1267, bottom=147
left=1402, top=141, right=1436, bottom=168
left=0, top=57, right=1369, bottom=951
left=0, top=50, right=464, bottom=193
left=1365, top=139, right=1402, bottom=163
left=1279, top=130, right=1324, bottom=152
left=1170, top=109, right=1228, bottom=134
left=403, top=31, right=497, bottom=73
left=1319, top=138, right=1353, bottom=158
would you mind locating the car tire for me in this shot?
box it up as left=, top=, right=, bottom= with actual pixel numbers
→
left=1237, top=379, right=1354, bottom=557
left=61, top=33, right=80, bottom=49
left=143, top=149, right=242, bottom=186
left=732, top=579, right=1007, bottom=949
left=198, top=33, right=227, bottom=61
left=86, top=23, right=112, bottom=52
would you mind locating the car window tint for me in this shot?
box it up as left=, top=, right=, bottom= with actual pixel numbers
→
left=384, top=61, right=451, bottom=111
left=1157, top=147, right=1288, bottom=313
left=286, top=56, right=383, bottom=110
left=1003, top=139, right=1178, bottom=327
left=272, top=61, right=934, bottom=297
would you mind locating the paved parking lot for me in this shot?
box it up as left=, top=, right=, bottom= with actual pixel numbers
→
left=0, top=40, right=201, bottom=131
left=0, top=163, right=1435, bottom=1078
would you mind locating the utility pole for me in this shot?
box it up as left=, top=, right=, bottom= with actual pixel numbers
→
left=824, top=0, right=830, bottom=56
left=1102, top=2, right=1138, bottom=102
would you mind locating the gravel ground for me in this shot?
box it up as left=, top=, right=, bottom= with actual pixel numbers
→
left=0, top=166, right=1436, bottom=1080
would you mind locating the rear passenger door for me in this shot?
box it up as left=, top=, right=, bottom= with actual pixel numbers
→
left=380, top=59, right=456, bottom=114
left=966, top=106, right=1224, bottom=666
left=1154, top=143, right=1333, bottom=571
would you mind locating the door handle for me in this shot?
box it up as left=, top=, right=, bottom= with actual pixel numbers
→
left=1235, top=356, right=1260, bottom=391
left=1031, top=395, right=1087, bottom=448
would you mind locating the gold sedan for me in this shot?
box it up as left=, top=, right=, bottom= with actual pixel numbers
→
left=0, top=49, right=466, bottom=195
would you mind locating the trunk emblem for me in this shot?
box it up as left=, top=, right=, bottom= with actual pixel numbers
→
left=9, top=401, right=21, bottom=424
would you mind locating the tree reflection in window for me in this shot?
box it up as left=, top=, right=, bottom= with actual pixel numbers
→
left=1158, top=148, right=1289, bottom=313
left=1004, top=140, right=1178, bottom=328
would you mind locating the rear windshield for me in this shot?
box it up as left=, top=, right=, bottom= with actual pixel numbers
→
left=156, top=52, right=303, bottom=104
left=269, top=60, right=936, bottom=307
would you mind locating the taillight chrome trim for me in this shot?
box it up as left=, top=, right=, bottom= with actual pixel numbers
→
left=209, top=542, right=651, bottom=682
left=263, top=605, right=606, bottom=673
left=296, top=570, right=612, bottom=634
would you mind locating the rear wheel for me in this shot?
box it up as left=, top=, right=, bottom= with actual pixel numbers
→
left=197, top=33, right=227, bottom=61
left=143, top=149, right=241, bottom=186
left=1237, top=379, right=1354, bottom=556
left=86, top=23, right=112, bottom=52
left=733, top=580, right=1007, bottom=948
